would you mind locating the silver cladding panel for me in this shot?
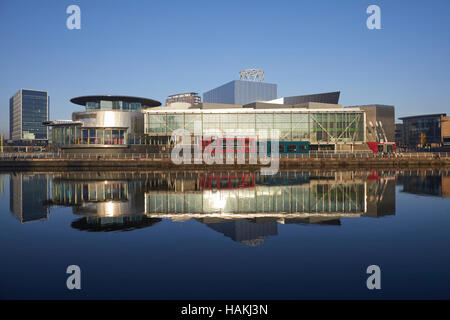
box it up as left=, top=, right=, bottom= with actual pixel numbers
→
left=72, top=111, right=144, bottom=134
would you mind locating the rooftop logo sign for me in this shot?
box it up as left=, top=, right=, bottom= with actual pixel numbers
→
left=239, top=69, right=265, bottom=82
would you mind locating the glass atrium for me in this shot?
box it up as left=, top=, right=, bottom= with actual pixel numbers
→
left=145, top=110, right=365, bottom=143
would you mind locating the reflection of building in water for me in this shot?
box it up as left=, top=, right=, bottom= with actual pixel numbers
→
left=198, top=218, right=278, bottom=246
left=144, top=170, right=396, bottom=245
left=365, top=170, right=396, bottom=217
left=145, top=171, right=366, bottom=215
left=444, top=175, right=450, bottom=198
left=397, top=170, right=450, bottom=198
left=9, top=173, right=49, bottom=223
left=14, top=170, right=397, bottom=239
left=71, top=216, right=161, bottom=232
left=48, top=172, right=160, bottom=231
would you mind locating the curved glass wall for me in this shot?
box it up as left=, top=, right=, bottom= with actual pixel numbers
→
left=86, top=101, right=142, bottom=112
left=145, top=111, right=365, bottom=143
left=52, top=181, right=128, bottom=205
left=51, top=126, right=129, bottom=145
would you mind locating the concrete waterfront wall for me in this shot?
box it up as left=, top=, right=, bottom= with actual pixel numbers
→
left=1, top=156, right=449, bottom=170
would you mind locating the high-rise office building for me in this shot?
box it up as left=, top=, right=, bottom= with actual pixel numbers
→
left=9, top=89, right=49, bottom=141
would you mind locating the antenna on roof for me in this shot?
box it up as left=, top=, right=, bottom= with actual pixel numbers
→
left=239, top=69, right=264, bottom=82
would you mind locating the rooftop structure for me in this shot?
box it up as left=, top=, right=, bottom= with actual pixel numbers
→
left=239, top=69, right=264, bottom=82
left=203, top=69, right=277, bottom=105
left=166, top=92, right=201, bottom=106
left=267, top=92, right=340, bottom=105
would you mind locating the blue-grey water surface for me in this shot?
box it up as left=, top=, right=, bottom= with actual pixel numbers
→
left=0, top=169, right=449, bottom=299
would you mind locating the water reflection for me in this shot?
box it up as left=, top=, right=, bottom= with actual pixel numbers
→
left=48, top=172, right=160, bottom=232
left=7, top=169, right=449, bottom=245
left=9, top=173, right=50, bottom=223
left=397, top=170, right=450, bottom=198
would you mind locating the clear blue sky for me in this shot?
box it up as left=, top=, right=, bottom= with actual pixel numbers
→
left=1, top=0, right=450, bottom=137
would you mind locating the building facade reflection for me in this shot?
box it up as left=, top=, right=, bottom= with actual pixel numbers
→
left=397, top=169, right=450, bottom=198
left=9, top=173, right=49, bottom=223
left=144, top=170, right=397, bottom=245
left=49, top=172, right=160, bottom=231
left=6, top=170, right=408, bottom=244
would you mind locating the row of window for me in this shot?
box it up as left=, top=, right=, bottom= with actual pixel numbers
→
left=86, top=101, right=142, bottom=112
left=52, top=183, right=128, bottom=204
left=145, top=112, right=364, bottom=142
left=145, top=184, right=365, bottom=214
left=51, top=127, right=147, bottom=145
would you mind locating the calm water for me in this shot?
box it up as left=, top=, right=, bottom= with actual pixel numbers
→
left=0, top=169, right=449, bottom=299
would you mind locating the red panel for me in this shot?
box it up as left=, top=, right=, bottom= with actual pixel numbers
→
left=367, top=142, right=380, bottom=153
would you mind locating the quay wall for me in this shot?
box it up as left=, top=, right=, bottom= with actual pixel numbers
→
left=1, top=157, right=449, bottom=170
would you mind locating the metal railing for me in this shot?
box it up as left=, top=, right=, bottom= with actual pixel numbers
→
left=0, top=152, right=449, bottom=160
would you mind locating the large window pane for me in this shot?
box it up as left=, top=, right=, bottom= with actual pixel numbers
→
left=89, top=129, right=96, bottom=144
left=97, top=129, right=103, bottom=144
left=112, top=130, right=119, bottom=145
left=82, top=129, right=88, bottom=144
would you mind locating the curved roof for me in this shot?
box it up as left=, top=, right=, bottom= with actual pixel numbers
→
left=70, top=95, right=161, bottom=107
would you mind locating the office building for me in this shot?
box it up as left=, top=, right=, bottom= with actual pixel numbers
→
left=9, top=89, right=49, bottom=141
left=399, top=113, right=450, bottom=148
left=395, top=123, right=404, bottom=146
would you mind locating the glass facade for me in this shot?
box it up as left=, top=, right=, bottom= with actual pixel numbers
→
left=9, top=89, right=48, bottom=140
left=401, top=115, right=444, bottom=146
left=51, top=127, right=128, bottom=145
left=145, top=110, right=365, bottom=143
left=21, top=90, right=48, bottom=139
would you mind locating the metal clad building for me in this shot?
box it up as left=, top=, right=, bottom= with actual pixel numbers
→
left=203, top=80, right=277, bottom=105
left=45, top=95, right=161, bottom=153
